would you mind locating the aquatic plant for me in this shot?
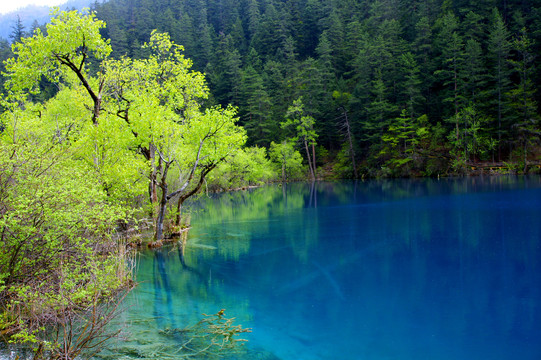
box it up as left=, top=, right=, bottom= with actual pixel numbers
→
left=161, top=309, right=252, bottom=358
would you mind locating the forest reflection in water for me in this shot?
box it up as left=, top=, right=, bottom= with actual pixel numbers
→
left=99, top=176, right=541, bottom=360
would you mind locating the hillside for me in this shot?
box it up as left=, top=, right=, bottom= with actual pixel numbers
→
left=2, top=0, right=541, bottom=178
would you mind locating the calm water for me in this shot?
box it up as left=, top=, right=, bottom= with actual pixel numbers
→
left=100, top=177, right=541, bottom=359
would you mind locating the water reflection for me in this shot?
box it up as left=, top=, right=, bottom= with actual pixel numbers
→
left=99, top=176, right=541, bottom=359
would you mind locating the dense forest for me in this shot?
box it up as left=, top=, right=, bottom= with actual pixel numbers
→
left=1, top=0, right=541, bottom=177
left=83, top=0, right=541, bottom=177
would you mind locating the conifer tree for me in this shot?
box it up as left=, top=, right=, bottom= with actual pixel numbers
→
left=434, top=12, right=466, bottom=146
left=487, top=8, right=512, bottom=160
left=9, top=15, right=26, bottom=44
left=507, top=28, right=540, bottom=170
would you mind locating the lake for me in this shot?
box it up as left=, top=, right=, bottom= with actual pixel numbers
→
left=98, top=176, right=541, bottom=359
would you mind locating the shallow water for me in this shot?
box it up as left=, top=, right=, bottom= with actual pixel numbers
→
left=98, top=177, right=541, bottom=359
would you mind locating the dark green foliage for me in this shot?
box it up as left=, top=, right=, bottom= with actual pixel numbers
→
left=4, top=0, right=541, bottom=177
left=0, top=37, right=12, bottom=96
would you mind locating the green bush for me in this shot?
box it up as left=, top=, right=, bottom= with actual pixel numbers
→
left=0, top=140, right=132, bottom=358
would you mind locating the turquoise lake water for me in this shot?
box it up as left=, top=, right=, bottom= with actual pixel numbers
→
left=97, top=176, right=541, bottom=359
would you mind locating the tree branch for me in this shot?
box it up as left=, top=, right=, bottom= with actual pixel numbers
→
left=167, top=139, right=206, bottom=200
left=53, top=53, right=100, bottom=125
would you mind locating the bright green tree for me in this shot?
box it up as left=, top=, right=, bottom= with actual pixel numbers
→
left=3, top=10, right=247, bottom=241
left=281, top=97, right=318, bottom=180
left=103, top=31, right=246, bottom=240
left=269, top=140, right=305, bottom=181
left=4, top=8, right=112, bottom=125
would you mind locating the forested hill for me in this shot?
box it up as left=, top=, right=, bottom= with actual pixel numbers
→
left=5, top=0, right=541, bottom=177
left=88, top=0, right=541, bottom=176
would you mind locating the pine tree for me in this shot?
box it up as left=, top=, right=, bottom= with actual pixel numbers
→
left=413, top=16, right=436, bottom=118
left=434, top=12, right=466, bottom=146
left=462, top=38, right=485, bottom=103
left=246, top=0, right=261, bottom=39
left=507, top=27, right=540, bottom=171
left=240, top=65, right=274, bottom=146
left=398, top=52, right=424, bottom=120
left=320, top=9, right=347, bottom=73
left=487, top=8, right=512, bottom=160
left=300, top=0, right=323, bottom=57
left=364, top=69, right=398, bottom=147
left=225, top=48, right=243, bottom=105
left=9, top=15, right=26, bottom=44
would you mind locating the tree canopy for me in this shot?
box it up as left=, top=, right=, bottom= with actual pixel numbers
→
left=77, top=0, right=541, bottom=177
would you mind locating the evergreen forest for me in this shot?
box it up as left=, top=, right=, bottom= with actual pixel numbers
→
left=88, top=0, right=541, bottom=177
left=1, top=0, right=541, bottom=177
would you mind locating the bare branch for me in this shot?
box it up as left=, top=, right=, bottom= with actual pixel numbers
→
left=167, top=138, right=205, bottom=200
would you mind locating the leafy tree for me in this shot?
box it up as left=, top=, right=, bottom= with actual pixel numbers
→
left=104, top=31, right=246, bottom=240
left=209, top=146, right=277, bottom=190
left=269, top=140, right=305, bottom=181
left=3, top=10, right=246, bottom=241
left=281, top=97, right=318, bottom=180
left=4, top=8, right=112, bottom=125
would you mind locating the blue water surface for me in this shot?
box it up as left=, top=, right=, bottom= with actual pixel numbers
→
left=110, top=176, right=541, bottom=359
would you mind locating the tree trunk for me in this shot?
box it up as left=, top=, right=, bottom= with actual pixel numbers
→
left=154, top=155, right=172, bottom=242
left=150, top=145, right=158, bottom=201
left=175, top=197, right=185, bottom=228
left=312, top=142, right=317, bottom=179
left=155, top=192, right=167, bottom=241
left=173, top=162, right=220, bottom=227
left=343, top=110, right=358, bottom=178
left=281, top=140, right=287, bottom=181
left=304, top=140, right=315, bottom=180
